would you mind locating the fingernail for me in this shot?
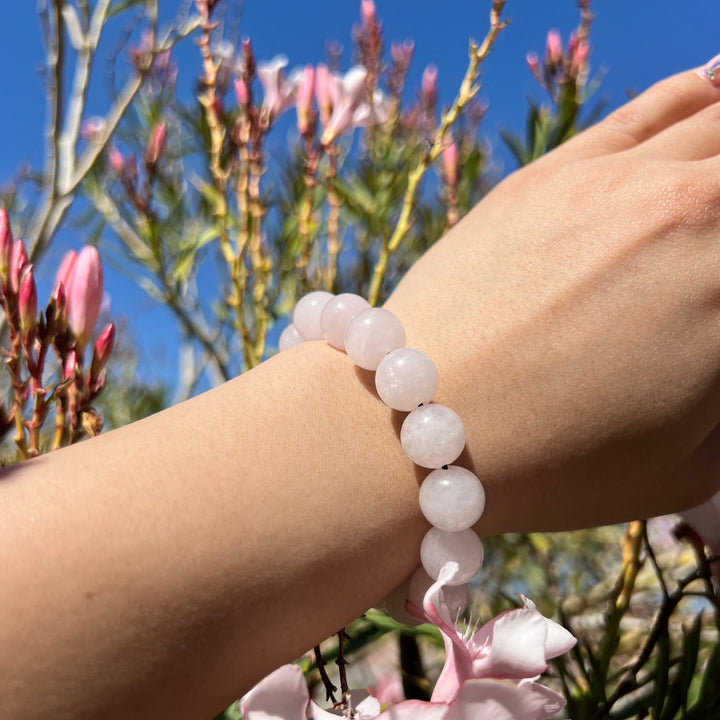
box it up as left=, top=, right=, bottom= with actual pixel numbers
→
left=698, top=53, right=720, bottom=86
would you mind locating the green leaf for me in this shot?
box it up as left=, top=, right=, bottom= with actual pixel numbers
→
left=678, top=613, right=703, bottom=717
left=691, top=637, right=720, bottom=714
left=499, top=130, right=529, bottom=168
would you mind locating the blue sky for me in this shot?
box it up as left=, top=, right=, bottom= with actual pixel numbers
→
left=0, top=1, right=717, bottom=390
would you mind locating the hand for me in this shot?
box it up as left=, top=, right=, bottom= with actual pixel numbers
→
left=386, top=65, right=720, bottom=532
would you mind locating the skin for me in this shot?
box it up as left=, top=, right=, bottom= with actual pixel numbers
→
left=2, top=67, right=720, bottom=719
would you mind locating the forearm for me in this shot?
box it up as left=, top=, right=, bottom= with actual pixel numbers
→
left=0, top=341, right=427, bottom=719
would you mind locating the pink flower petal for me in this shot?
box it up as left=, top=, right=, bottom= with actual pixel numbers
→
left=518, top=679, right=567, bottom=718
left=240, top=664, right=309, bottom=720
left=470, top=609, right=552, bottom=679
left=376, top=700, right=450, bottom=719
left=444, top=678, right=550, bottom=720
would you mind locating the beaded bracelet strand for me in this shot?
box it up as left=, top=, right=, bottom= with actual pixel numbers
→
left=280, top=291, right=486, bottom=621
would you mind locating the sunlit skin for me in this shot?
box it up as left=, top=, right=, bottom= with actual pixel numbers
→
left=2, top=67, right=720, bottom=719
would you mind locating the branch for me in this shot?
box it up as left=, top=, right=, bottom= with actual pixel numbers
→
left=367, top=0, right=508, bottom=305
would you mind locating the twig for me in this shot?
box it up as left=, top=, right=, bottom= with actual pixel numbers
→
left=367, top=0, right=508, bottom=305
left=314, top=644, right=338, bottom=704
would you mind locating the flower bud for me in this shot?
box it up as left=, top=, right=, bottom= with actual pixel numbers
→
left=10, top=239, right=28, bottom=294
left=18, top=265, right=37, bottom=335
left=64, top=349, right=78, bottom=380
left=145, top=122, right=166, bottom=166
left=234, top=77, right=250, bottom=107
left=56, top=250, right=77, bottom=289
left=0, top=208, right=13, bottom=281
left=296, top=66, right=315, bottom=135
left=360, top=0, right=376, bottom=29
left=421, top=64, right=438, bottom=103
left=546, top=29, right=562, bottom=65
left=109, top=147, right=125, bottom=174
left=571, top=39, right=590, bottom=74
left=91, top=322, right=115, bottom=379
left=442, top=142, right=458, bottom=188
left=315, top=64, right=332, bottom=125
left=68, top=246, right=104, bottom=348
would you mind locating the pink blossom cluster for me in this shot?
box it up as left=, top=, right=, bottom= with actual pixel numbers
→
left=241, top=563, right=575, bottom=720
left=0, top=209, right=115, bottom=452
left=526, top=28, right=591, bottom=96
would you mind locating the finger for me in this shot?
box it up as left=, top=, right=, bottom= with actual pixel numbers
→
left=556, top=61, right=720, bottom=160
left=630, top=98, right=720, bottom=161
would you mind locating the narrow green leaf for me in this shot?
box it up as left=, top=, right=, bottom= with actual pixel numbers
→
left=499, top=130, right=529, bottom=168
left=679, top=613, right=703, bottom=717
left=692, top=637, right=720, bottom=712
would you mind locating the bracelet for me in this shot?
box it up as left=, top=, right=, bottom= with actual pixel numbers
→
left=280, top=292, right=486, bottom=621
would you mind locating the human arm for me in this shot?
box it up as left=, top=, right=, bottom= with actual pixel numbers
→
left=2, top=65, right=720, bottom=720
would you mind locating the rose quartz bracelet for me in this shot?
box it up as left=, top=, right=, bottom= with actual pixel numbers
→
left=280, top=292, right=486, bottom=619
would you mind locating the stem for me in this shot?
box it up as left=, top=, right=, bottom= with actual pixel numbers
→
left=324, top=147, right=340, bottom=292
left=596, top=520, right=644, bottom=682
left=367, top=0, right=508, bottom=305
left=314, top=644, right=338, bottom=704
left=248, top=145, right=269, bottom=368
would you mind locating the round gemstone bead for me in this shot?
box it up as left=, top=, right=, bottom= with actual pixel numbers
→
left=420, top=528, right=484, bottom=585
left=320, top=293, right=371, bottom=351
left=344, top=308, right=406, bottom=371
left=293, top=291, right=334, bottom=340
left=419, top=465, right=486, bottom=532
left=380, top=578, right=421, bottom=626
left=278, top=323, right=304, bottom=352
left=375, top=348, right=440, bottom=411
left=400, top=404, right=466, bottom=468
left=408, top=566, right=469, bottom=618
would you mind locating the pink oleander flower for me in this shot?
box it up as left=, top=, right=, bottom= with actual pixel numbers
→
left=241, top=664, right=382, bottom=720
left=408, top=562, right=575, bottom=710
left=66, top=246, right=104, bottom=349
left=257, top=55, right=301, bottom=123
left=242, top=564, right=575, bottom=720
left=545, top=30, right=562, bottom=65
left=320, top=66, right=389, bottom=146
left=296, top=65, right=315, bottom=135
left=10, top=239, right=28, bottom=294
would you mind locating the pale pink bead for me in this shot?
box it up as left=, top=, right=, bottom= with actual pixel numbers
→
left=380, top=578, right=421, bottom=626
left=293, top=291, right=334, bottom=340
left=420, top=528, right=484, bottom=585
left=419, top=465, right=485, bottom=532
left=344, top=307, right=406, bottom=371
left=375, top=348, right=439, bottom=411
left=408, top=566, right=469, bottom=618
left=320, top=293, right=370, bottom=350
left=400, top=404, right=465, bottom=468
left=278, top=323, right=304, bottom=351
